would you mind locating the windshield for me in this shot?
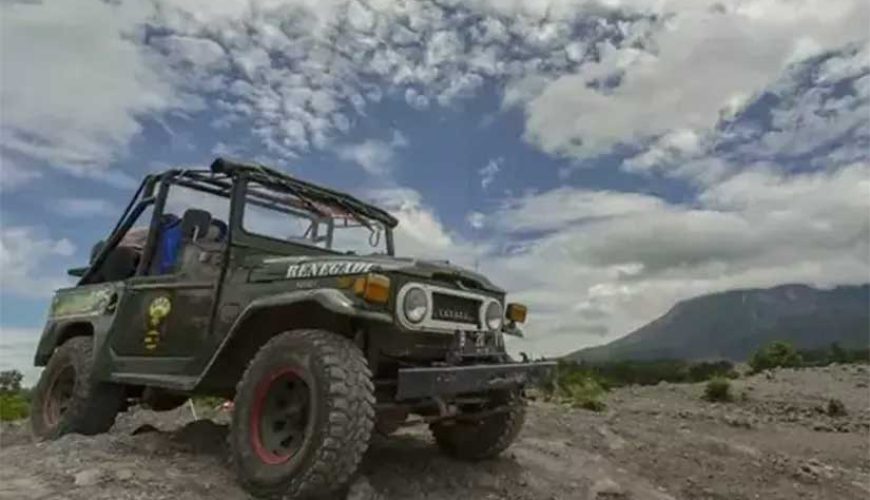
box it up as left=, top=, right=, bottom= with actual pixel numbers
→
left=242, top=180, right=390, bottom=255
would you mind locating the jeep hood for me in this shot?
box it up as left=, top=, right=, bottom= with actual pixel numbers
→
left=248, top=254, right=504, bottom=293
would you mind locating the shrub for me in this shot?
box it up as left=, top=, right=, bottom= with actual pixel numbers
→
left=826, top=398, right=847, bottom=417
left=551, top=368, right=607, bottom=412
left=749, top=341, right=803, bottom=373
left=703, top=377, right=733, bottom=402
left=799, top=344, right=870, bottom=367
left=0, top=393, right=29, bottom=422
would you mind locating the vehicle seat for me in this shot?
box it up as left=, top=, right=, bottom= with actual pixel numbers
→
left=205, top=219, right=227, bottom=242
left=151, top=210, right=213, bottom=274
left=153, top=214, right=183, bottom=275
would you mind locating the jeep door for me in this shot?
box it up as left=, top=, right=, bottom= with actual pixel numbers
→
left=106, top=182, right=230, bottom=387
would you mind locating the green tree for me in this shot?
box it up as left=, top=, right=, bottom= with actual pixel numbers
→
left=0, top=370, right=29, bottom=421
left=749, top=341, right=802, bottom=373
left=829, top=342, right=847, bottom=364
left=0, top=370, right=23, bottom=394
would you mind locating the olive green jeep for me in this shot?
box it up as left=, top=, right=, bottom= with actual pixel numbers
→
left=30, top=158, right=554, bottom=499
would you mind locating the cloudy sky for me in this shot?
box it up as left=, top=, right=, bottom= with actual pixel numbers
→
left=1, top=0, right=868, bottom=381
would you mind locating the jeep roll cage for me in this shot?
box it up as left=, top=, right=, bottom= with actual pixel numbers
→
left=78, top=158, right=398, bottom=284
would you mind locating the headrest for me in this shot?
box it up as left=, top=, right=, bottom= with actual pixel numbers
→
left=207, top=219, right=228, bottom=241
left=180, top=209, right=212, bottom=241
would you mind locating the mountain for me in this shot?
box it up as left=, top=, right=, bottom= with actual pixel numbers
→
left=567, top=284, right=870, bottom=362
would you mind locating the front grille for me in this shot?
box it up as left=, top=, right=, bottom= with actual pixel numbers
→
left=431, top=293, right=481, bottom=325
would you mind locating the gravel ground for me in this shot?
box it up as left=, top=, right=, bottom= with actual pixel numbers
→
left=1, top=364, right=868, bottom=500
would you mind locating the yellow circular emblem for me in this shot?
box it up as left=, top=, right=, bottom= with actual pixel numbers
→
left=149, top=296, right=172, bottom=320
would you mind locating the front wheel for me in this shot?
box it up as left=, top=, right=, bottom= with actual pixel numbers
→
left=30, top=336, right=125, bottom=439
left=430, top=391, right=526, bottom=460
left=230, top=329, right=375, bottom=499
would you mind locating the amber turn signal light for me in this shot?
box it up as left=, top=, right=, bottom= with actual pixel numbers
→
left=506, top=303, right=527, bottom=323
left=353, top=273, right=391, bottom=303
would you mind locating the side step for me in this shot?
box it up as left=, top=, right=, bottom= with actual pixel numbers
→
left=109, top=373, right=199, bottom=391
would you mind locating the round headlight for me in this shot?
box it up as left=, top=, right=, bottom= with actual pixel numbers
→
left=403, top=287, right=428, bottom=323
left=485, top=301, right=503, bottom=331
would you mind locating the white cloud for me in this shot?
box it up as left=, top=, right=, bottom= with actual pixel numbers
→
left=479, top=158, right=503, bottom=190
left=0, top=227, right=77, bottom=299
left=3, top=0, right=866, bottom=181
left=366, top=187, right=487, bottom=266
left=466, top=211, right=486, bottom=229
left=135, top=0, right=627, bottom=159
left=336, top=131, right=408, bottom=176
left=355, top=164, right=868, bottom=356
left=623, top=129, right=702, bottom=173
left=479, top=163, right=870, bottom=355
left=0, top=156, right=42, bottom=191
left=724, top=43, right=870, bottom=167
left=0, top=327, right=42, bottom=386
left=520, top=0, right=869, bottom=163
left=0, top=1, right=185, bottom=172
left=493, top=186, right=666, bottom=233
left=51, top=198, right=118, bottom=218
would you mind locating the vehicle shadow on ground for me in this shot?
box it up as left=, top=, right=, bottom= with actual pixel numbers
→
left=162, top=421, right=527, bottom=499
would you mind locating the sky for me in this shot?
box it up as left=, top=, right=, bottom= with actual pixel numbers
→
left=1, top=0, right=869, bottom=383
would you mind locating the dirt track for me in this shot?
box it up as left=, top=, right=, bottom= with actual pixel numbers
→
left=1, top=364, right=868, bottom=500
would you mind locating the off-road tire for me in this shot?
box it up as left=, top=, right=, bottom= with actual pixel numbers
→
left=30, top=336, right=125, bottom=439
left=430, top=391, right=525, bottom=460
left=230, top=329, right=375, bottom=499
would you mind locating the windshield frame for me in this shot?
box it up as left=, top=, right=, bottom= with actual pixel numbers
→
left=233, top=174, right=395, bottom=257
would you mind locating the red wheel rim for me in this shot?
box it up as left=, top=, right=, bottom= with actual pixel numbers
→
left=43, top=365, right=76, bottom=427
left=250, top=367, right=310, bottom=465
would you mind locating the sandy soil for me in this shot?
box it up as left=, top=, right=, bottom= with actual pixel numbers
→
left=1, top=364, right=868, bottom=500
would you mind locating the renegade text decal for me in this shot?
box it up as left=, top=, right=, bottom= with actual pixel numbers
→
left=285, top=261, right=375, bottom=279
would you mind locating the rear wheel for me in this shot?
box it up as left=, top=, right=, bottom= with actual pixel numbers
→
left=30, top=336, right=125, bottom=439
left=430, top=391, right=525, bottom=460
left=230, top=329, right=375, bottom=499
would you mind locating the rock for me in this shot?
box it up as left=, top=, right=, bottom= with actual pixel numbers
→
left=115, top=469, right=134, bottom=481
left=346, top=476, right=382, bottom=500
left=596, top=426, right=627, bottom=451
left=812, top=422, right=834, bottom=432
left=826, top=398, right=847, bottom=417
left=588, top=478, right=628, bottom=499
left=73, top=469, right=104, bottom=487
left=796, top=459, right=834, bottom=482
left=724, top=415, right=753, bottom=429
left=172, top=419, right=228, bottom=455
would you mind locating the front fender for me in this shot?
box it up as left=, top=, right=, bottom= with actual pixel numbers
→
left=229, top=288, right=393, bottom=333
left=195, top=289, right=392, bottom=392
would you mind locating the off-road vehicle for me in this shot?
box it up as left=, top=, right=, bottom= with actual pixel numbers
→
left=30, top=158, right=555, bottom=499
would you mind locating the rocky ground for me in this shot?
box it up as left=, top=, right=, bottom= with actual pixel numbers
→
left=1, top=364, right=868, bottom=500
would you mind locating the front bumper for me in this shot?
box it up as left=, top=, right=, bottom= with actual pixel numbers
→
left=395, top=361, right=556, bottom=401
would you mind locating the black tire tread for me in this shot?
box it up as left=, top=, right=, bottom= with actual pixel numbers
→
left=430, top=393, right=525, bottom=460
left=30, top=336, right=125, bottom=438
left=231, top=329, right=375, bottom=499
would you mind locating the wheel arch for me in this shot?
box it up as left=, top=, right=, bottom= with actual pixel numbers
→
left=34, top=321, right=95, bottom=366
left=197, top=289, right=391, bottom=395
